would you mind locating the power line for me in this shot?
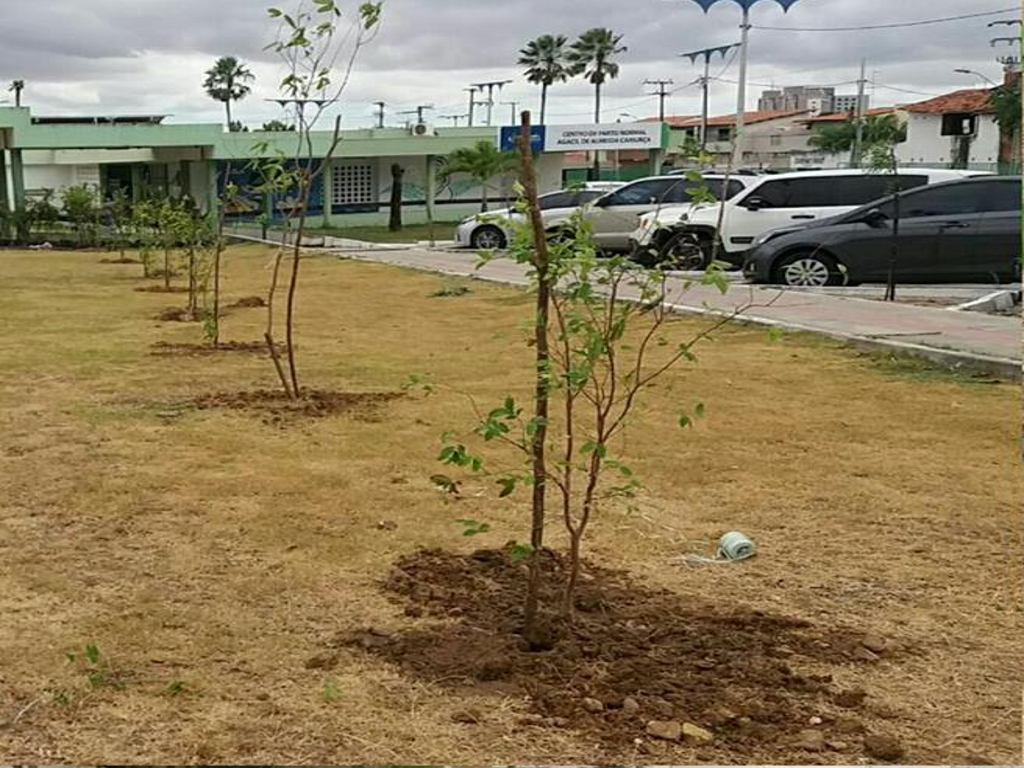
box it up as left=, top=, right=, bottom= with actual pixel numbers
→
left=643, top=78, right=675, bottom=122
left=754, top=7, right=1018, bottom=33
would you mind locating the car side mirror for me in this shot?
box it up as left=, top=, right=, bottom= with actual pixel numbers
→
left=744, top=196, right=766, bottom=211
left=862, top=208, right=889, bottom=228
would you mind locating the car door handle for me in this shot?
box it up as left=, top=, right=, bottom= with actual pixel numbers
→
left=791, top=215, right=816, bottom=220
left=939, top=221, right=968, bottom=230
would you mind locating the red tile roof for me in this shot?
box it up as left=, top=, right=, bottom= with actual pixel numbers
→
left=655, top=110, right=807, bottom=128
left=904, top=88, right=996, bottom=115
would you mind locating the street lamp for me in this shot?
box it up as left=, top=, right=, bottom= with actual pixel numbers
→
left=953, top=68, right=997, bottom=87
left=686, top=0, right=805, bottom=169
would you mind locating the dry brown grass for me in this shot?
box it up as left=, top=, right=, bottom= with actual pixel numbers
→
left=0, top=245, right=1020, bottom=765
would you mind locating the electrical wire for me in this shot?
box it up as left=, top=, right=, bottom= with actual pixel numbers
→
left=753, top=7, right=1018, bottom=33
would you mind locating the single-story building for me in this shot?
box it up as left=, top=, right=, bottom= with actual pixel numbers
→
left=0, top=107, right=669, bottom=227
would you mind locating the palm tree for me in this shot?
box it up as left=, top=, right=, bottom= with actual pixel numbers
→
left=808, top=113, right=906, bottom=155
left=519, top=35, right=571, bottom=124
left=440, top=141, right=518, bottom=212
left=566, top=28, right=627, bottom=124
left=203, top=57, right=255, bottom=130
left=9, top=80, right=24, bottom=107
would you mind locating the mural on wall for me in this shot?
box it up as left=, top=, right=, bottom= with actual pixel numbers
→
left=218, top=161, right=323, bottom=220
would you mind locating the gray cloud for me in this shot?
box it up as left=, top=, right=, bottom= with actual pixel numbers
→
left=0, top=0, right=1014, bottom=126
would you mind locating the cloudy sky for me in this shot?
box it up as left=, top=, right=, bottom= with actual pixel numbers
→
left=0, top=0, right=1017, bottom=128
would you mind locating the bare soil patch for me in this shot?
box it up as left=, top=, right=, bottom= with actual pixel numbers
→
left=188, top=388, right=403, bottom=424
left=228, top=295, right=267, bottom=309
left=150, top=340, right=278, bottom=357
left=343, top=547, right=904, bottom=763
left=155, top=307, right=201, bottom=323
left=98, top=257, right=142, bottom=265
left=135, top=285, right=189, bottom=294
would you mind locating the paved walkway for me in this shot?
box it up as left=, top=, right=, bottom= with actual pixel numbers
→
left=335, top=246, right=1022, bottom=379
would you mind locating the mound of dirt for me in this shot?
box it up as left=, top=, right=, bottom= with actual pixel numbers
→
left=135, top=285, right=189, bottom=294
left=98, top=257, right=142, bottom=265
left=228, top=296, right=267, bottom=309
left=150, top=341, right=279, bottom=357
left=188, top=389, right=402, bottom=424
left=155, top=307, right=199, bottom=323
left=340, top=548, right=902, bottom=762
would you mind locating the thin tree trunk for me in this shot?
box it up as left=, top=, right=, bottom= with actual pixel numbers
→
left=284, top=176, right=311, bottom=397
left=517, top=112, right=553, bottom=648
left=225, top=100, right=232, bottom=131
left=480, top=181, right=489, bottom=213
left=540, top=84, right=548, bottom=125
left=265, top=227, right=294, bottom=400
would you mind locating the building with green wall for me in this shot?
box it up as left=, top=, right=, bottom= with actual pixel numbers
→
left=1, top=108, right=668, bottom=228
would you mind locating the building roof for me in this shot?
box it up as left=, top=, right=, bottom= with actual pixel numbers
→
left=30, top=115, right=168, bottom=125
left=904, top=88, right=996, bottom=115
left=655, top=110, right=807, bottom=128
left=802, top=107, right=899, bottom=124
left=641, top=115, right=699, bottom=127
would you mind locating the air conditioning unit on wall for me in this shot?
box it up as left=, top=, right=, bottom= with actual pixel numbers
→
left=409, top=122, right=435, bottom=137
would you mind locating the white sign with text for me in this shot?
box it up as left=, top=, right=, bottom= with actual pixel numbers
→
left=543, top=123, right=664, bottom=152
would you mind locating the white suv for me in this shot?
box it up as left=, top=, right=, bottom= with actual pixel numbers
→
left=631, top=168, right=988, bottom=267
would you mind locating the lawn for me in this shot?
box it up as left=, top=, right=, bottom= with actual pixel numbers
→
left=0, top=246, right=1020, bottom=765
left=306, top=221, right=460, bottom=243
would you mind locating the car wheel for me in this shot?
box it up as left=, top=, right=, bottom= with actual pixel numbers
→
left=774, top=251, right=843, bottom=287
left=660, top=231, right=710, bottom=271
left=471, top=225, right=507, bottom=250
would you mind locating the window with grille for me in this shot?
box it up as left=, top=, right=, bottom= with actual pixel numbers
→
left=332, top=163, right=376, bottom=206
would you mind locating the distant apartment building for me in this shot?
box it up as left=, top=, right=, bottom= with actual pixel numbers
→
left=832, top=93, right=871, bottom=115
left=757, top=86, right=868, bottom=116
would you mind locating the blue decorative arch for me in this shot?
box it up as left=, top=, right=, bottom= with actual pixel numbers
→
left=689, top=0, right=802, bottom=11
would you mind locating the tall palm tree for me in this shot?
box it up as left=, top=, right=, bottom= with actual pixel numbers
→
left=203, top=57, right=255, bottom=130
left=519, top=34, right=571, bottom=124
left=566, top=28, right=627, bottom=124
left=440, top=141, right=518, bottom=212
left=9, top=80, right=24, bottom=108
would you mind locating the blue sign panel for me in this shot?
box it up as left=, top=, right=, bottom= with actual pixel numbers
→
left=499, top=125, right=546, bottom=152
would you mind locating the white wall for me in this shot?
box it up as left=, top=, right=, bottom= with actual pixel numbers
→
left=897, top=113, right=1001, bottom=168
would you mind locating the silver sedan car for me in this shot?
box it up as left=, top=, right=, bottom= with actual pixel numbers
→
left=454, top=182, right=623, bottom=250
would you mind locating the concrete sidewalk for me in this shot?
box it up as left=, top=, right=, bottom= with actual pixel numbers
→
left=334, top=246, right=1022, bottom=380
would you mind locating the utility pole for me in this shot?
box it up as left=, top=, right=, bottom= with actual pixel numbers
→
left=732, top=6, right=752, bottom=170
left=440, top=114, right=469, bottom=127
left=643, top=79, right=674, bottom=122
left=682, top=44, right=741, bottom=153
left=472, top=80, right=514, bottom=126
left=399, top=105, right=434, bottom=126
left=373, top=101, right=386, bottom=129
left=851, top=59, right=868, bottom=168
left=501, top=101, right=519, bottom=124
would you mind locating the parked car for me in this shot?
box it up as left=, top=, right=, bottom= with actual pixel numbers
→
left=742, top=176, right=1022, bottom=286
left=631, top=168, right=988, bottom=268
left=574, top=174, right=755, bottom=252
left=454, top=182, right=622, bottom=250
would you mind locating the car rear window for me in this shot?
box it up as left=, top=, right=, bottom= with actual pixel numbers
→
left=539, top=192, right=579, bottom=210
left=660, top=178, right=745, bottom=204
left=748, top=174, right=929, bottom=208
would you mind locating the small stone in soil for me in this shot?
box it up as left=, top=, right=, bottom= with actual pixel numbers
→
left=793, top=729, right=826, bottom=752
left=582, top=697, right=605, bottom=713
left=622, top=697, right=640, bottom=715
left=682, top=723, right=715, bottom=743
left=808, top=715, right=823, bottom=725
left=864, top=733, right=905, bottom=762
left=376, top=520, right=398, bottom=531
left=826, top=740, right=849, bottom=752
left=646, top=720, right=682, bottom=741
left=861, top=633, right=889, bottom=653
